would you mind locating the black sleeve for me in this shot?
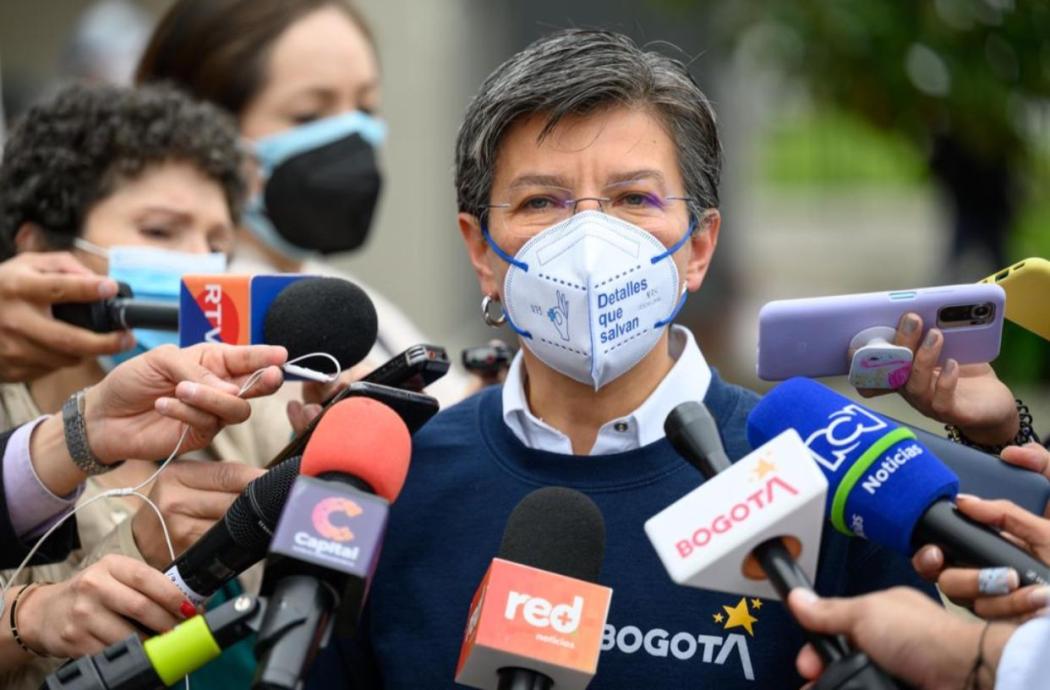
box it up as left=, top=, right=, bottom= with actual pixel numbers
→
left=0, top=425, right=80, bottom=568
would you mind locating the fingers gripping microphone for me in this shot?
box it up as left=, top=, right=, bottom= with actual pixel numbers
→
left=747, top=378, right=1050, bottom=587
left=253, top=397, right=411, bottom=690
left=456, top=488, right=613, bottom=690
left=164, top=394, right=406, bottom=607
left=660, top=402, right=899, bottom=690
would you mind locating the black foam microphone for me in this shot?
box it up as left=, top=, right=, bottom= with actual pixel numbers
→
left=665, top=402, right=899, bottom=690
left=262, top=276, right=378, bottom=372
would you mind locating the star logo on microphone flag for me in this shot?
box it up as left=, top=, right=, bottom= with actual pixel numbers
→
left=751, top=598, right=763, bottom=610
left=751, top=457, right=777, bottom=482
left=712, top=612, right=724, bottom=624
left=721, top=597, right=759, bottom=637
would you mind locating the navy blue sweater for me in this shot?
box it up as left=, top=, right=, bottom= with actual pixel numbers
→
left=308, top=374, right=933, bottom=689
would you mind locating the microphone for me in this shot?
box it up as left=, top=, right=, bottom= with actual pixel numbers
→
left=456, top=487, right=613, bottom=690
left=747, top=377, right=1050, bottom=587
left=52, top=282, right=179, bottom=331
left=253, top=396, right=411, bottom=690
left=163, top=395, right=408, bottom=606
left=56, top=274, right=379, bottom=377
left=42, top=592, right=267, bottom=690
left=653, top=402, right=899, bottom=690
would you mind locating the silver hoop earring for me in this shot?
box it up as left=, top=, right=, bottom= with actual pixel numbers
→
left=481, top=295, right=507, bottom=327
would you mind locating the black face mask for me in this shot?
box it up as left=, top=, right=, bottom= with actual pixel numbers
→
left=261, top=132, right=383, bottom=255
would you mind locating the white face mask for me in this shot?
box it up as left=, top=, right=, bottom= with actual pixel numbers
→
left=487, top=210, right=692, bottom=389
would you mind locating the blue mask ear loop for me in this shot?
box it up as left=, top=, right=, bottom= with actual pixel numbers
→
left=652, top=215, right=698, bottom=329
left=481, top=222, right=533, bottom=339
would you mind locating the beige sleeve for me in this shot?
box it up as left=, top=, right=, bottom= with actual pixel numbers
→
left=77, top=517, right=146, bottom=569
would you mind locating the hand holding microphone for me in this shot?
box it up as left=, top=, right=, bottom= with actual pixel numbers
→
left=130, top=461, right=265, bottom=570
left=0, top=251, right=132, bottom=382
left=747, top=377, right=1050, bottom=589
left=912, top=495, right=1050, bottom=622
left=787, top=587, right=1016, bottom=690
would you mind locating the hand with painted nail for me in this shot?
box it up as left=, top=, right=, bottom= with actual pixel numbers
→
left=130, top=459, right=265, bottom=569
left=787, top=587, right=1016, bottom=690
left=854, top=312, right=1018, bottom=447
left=0, top=251, right=135, bottom=383
left=0, top=554, right=190, bottom=664
left=912, top=495, right=1050, bottom=621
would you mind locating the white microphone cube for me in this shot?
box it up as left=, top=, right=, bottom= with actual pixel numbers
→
left=645, top=429, right=828, bottom=599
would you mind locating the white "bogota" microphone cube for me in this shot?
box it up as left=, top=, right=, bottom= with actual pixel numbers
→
left=644, top=429, right=828, bottom=599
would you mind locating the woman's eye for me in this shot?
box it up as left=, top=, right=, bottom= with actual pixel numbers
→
left=291, top=113, right=322, bottom=125
left=521, top=197, right=557, bottom=212
left=140, top=227, right=173, bottom=240
left=620, top=192, right=656, bottom=207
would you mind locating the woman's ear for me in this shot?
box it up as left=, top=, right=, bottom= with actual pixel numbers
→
left=685, top=209, right=721, bottom=292
left=13, top=223, right=51, bottom=254
left=458, top=212, right=499, bottom=298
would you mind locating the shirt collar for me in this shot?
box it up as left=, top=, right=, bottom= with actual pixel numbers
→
left=502, top=325, right=712, bottom=455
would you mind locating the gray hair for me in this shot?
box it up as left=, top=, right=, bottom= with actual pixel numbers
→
left=454, top=29, right=721, bottom=221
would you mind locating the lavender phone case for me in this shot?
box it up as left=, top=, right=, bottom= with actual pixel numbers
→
left=757, top=283, right=1006, bottom=381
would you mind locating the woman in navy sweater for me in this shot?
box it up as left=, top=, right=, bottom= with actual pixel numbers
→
left=310, top=28, right=936, bottom=690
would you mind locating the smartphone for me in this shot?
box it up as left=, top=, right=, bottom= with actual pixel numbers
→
left=266, top=381, right=439, bottom=469
left=981, top=257, right=1050, bottom=341
left=757, top=283, right=1005, bottom=381
left=361, top=344, right=450, bottom=392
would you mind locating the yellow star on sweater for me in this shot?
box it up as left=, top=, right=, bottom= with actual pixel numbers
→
left=712, top=612, right=724, bottom=624
left=722, top=597, right=759, bottom=636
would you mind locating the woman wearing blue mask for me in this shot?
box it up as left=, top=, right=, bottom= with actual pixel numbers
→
left=136, top=0, right=470, bottom=418
left=0, top=82, right=293, bottom=689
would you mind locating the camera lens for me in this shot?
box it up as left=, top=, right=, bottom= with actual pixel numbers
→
left=972, top=304, right=991, bottom=319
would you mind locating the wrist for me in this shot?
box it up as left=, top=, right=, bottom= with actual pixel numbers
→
left=81, top=385, right=115, bottom=465
left=10, top=583, right=51, bottom=659
left=29, top=415, right=86, bottom=497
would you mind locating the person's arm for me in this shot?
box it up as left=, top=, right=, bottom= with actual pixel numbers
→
left=788, top=587, right=1016, bottom=690
left=0, top=423, right=81, bottom=568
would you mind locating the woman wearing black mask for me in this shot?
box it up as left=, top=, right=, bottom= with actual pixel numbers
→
left=136, top=0, right=469, bottom=414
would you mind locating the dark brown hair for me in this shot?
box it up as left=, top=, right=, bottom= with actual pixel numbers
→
left=135, top=0, right=375, bottom=117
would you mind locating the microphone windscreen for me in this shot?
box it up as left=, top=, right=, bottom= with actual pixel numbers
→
left=746, top=377, right=958, bottom=554
left=498, top=487, right=606, bottom=583
left=301, top=397, right=411, bottom=503
left=225, top=455, right=302, bottom=552
left=263, top=277, right=378, bottom=370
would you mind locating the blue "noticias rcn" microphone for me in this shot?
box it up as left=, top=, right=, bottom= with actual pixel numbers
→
left=747, top=377, right=1050, bottom=587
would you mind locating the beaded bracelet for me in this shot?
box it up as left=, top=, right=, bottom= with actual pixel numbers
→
left=947, top=399, right=1039, bottom=454
left=9, top=582, right=49, bottom=657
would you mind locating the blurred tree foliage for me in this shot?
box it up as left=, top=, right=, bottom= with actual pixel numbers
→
left=665, top=0, right=1050, bottom=382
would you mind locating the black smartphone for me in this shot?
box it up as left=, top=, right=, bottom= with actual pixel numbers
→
left=361, top=344, right=450, bottom=392
left=266, top=381, right=440, bottom=469
left=462, top=341, right=515, bottom=376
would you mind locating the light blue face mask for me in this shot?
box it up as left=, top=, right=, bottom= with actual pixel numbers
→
left=75, top=240, right=228, bottom=368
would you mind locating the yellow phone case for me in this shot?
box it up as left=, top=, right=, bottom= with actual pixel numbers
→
left=981, top=257, right=1050, bottom=341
